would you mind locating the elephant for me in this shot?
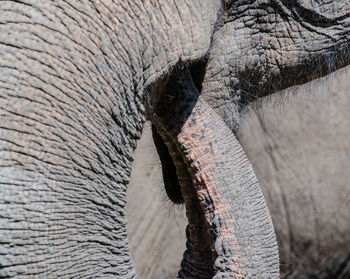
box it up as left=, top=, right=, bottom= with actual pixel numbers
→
left=127, top=64, right=350, bottom=278
left=238, top=66, right=350, bottom=279
left=1, top=0, right=350, bottom=278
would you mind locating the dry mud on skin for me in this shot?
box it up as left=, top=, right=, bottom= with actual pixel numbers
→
left=127, top=66, right=350, bottom=279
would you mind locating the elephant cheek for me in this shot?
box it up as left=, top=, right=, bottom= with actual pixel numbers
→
left=152, top=70, right=279, bottom=278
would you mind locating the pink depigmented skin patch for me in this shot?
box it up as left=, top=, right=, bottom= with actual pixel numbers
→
left=176, top=98, right=246, bottom=278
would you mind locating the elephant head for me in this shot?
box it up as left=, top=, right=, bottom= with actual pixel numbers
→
left=1, top=0, right=349, bottom=278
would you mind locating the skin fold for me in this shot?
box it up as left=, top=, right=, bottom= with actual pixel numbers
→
left=0, top=0, right=350, bottom=278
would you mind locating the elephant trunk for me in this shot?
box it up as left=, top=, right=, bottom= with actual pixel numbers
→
left=152, top=69, right=279, bottom=278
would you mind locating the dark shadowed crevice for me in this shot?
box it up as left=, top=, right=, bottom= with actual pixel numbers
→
left=148, top=60, right=208, bottom=205
left=151, top=124, right=184, bottom=204
left=148, top=68, right=185, bottom=205
left=150, top=68, right=216, bottom=278
left=189, top=59, right=207, bottom=92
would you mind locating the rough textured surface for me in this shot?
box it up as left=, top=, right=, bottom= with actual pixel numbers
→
left=201, top=0, right=350, bottom=132
left=0, top=1, right=221, bottom=277
left=127, top=66, right=350, bottom=278
left=0, top=1, right=144, bottom=277
left=3, top=0, right=350, bottom=277
left=0, top=0, right=223, bottom=277
left=173, top=98, right=278, bottom=278
left=151, top=70, right=278, bottom=278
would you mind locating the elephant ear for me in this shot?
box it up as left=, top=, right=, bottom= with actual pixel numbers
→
left=201, top=0, right=350, bottom=131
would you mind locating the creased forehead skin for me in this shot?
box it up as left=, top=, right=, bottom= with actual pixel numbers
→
left=202, top=0, right=350, bottom=132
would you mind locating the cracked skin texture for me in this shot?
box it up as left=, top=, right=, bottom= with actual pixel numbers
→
left=0, top=1, right=221, bottom=277
left=2, top=0, right=350, bottom=278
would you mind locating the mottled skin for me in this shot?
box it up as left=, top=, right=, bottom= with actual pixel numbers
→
left=1, top=0, right=350, bottom=278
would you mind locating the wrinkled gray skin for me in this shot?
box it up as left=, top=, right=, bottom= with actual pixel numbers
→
left=1, top=0, right=350, bottom=278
